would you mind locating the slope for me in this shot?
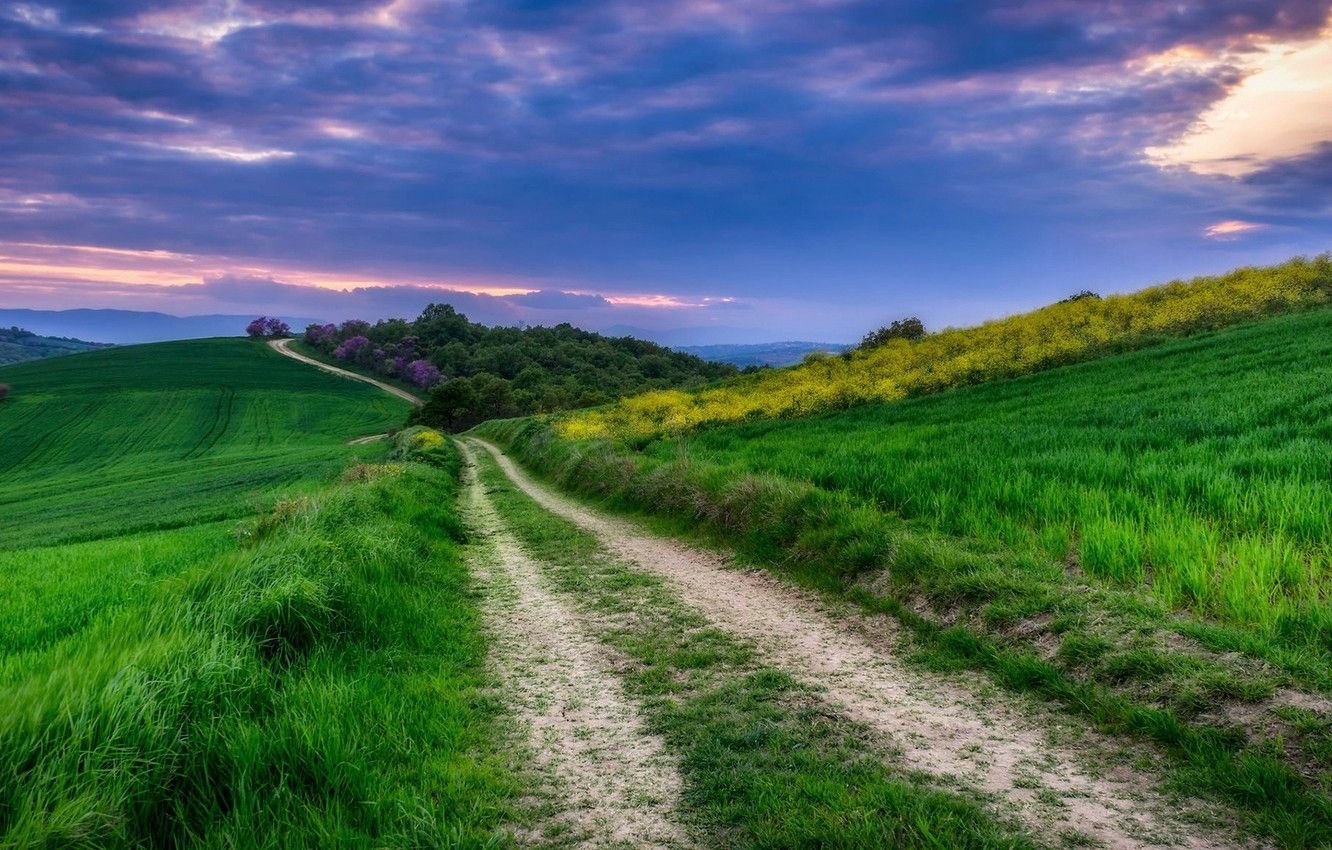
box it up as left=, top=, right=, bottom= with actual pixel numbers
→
left=561, top=254, right=1331, bottom=439
left=0, top=326, right=109, bottom=366
left=0, top=337, right=409, bottom=548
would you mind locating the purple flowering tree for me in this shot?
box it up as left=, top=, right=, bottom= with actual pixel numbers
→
left=0, top=383, right=9, bottom=401
left=339, top=319, right=371, bottom=337
left=304, top=323, right=336, bottom=347
left=334, top=335, right=370, bottom=360
left=246, top=317, right=291, bottom=338
left=405, top=359, right=442, bottom=389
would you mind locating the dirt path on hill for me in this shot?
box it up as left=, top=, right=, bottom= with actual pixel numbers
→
left=460, top=443, right=692, bottom=849
left=268, top=338, right=423, bottom=405
left=470, top=437, right=1257, bottom=850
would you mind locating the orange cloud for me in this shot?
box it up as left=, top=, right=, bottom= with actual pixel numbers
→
left=0, top=241, right=725, bottom=311
left=1203, top=220, right=1265, bottom=239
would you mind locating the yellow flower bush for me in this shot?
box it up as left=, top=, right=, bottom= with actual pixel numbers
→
left=560, top=255, right=1332, bottom=440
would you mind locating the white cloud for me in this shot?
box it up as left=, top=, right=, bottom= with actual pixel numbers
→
left=1146, top=30, right=1332, bottom=177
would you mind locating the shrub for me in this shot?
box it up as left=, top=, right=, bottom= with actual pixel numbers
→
left=860, top=317, right=926, bottom=349
left=1059, top=290, right=1101, bottom=304
left=404, top=359, right=442, bottom=389
left=304, top=323, right=336, bottom=349
left=410, top=373, right=517, bottom=432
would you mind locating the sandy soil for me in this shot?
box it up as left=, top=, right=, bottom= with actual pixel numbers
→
left=460, top=443, right=692, bottom=849
left=268, top=338, right=423, bottom=405
left=472, top=437, right=1259, bottom=850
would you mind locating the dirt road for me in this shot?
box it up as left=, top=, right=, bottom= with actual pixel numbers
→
left=459, top=441, right=693, bottom=848
left=469, top=437, right=1254, bottom=850
left=268, top=338, right=423, bottom=405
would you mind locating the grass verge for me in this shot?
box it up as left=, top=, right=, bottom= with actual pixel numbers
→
left=1, top=442, right=515, bottom=849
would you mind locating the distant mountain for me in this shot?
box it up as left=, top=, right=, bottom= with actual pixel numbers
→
left=678, top=341, right=851, bottom=368
left=601, top=324, right=781, bottom=347
left=0, top=326, right=111, bottom=366
left=0, top=309, right=318, bottom=345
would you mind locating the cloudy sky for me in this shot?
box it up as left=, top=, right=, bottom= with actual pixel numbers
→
left=1, top=0, right=1330, bottom=343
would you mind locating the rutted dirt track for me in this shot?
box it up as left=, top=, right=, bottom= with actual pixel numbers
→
left=268, top=338, right=423, bottom=405
left=469, top=438, right=1255, bottom=850
left=459, top=442, right=692, bottom=848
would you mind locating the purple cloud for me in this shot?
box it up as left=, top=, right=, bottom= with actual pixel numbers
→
left=0, top=0, right=1329, bottom=341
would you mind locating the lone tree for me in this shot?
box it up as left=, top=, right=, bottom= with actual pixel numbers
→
left=860, top=317, right=926, bottom=349
left=246, top=317, right=292, bottom=339
left=0, top=384, right=8, bottom=401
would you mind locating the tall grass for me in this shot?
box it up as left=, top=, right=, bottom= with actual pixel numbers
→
left=0, top=453, right=514, bottom=848
left=507, top=307, right=1332, bottom=643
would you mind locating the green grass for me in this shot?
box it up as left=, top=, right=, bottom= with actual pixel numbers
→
left=657, top=307, right=1332, bottom=637
left=470, top=444, right=1037, bottom=849
left=474, top=307, right=1332, bottom=847
left=1, top=457, right=516, bottom=848
left=0, top=342, right=514, bottom=847
left=0, top=522, right=234, bottom=655
left=0, top=338, right=409, bottom=548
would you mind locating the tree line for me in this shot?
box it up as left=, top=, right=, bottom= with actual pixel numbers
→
left=264, top=305, right=737, bottom=431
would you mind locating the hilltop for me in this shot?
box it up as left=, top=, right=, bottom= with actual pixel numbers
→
left=0, top=308, right=317, bottom=345
left=0, top=326, right=109, bottom=366
left=291, top=303, right=737, bottom=431
left=562, top=255, right=1332, bottom=439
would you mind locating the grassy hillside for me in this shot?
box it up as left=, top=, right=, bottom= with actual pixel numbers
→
left=655, top=306, right=1332, bottom=634
left=0, top=326, right=108, bottom=366
left=561, top=255, right=1331, bottom=439
left=0, top=338, right=408, bottom=547
left=477, top=305, right=1332, bottom=838
left=1, top=451, right=515, bottom=848
left=0, top=341, right=515, bottom=846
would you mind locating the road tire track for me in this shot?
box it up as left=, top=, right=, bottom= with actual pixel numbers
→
left=459, top=441, right=692, bottom=849
left=471, top=437, right=1257, bottom=850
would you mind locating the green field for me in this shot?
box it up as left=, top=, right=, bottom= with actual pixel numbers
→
left=0, top=340, right=516, bottom=847
left=0, top=338, right=407, bottom=548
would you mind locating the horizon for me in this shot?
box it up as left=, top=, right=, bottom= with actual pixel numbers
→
left=2, top=2, right=1331, bottom=341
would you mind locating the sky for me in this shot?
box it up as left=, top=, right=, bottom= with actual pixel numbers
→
left=1, top=0, right=1330, bottom=344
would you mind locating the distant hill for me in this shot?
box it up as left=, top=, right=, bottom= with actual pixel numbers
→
left=298, top=304, right=738, bottom=431
left=0, top=326, right=110, bottom=366
left=678, top=341, right=850, bottom=368
left=0, top=309, right=317, bottom=345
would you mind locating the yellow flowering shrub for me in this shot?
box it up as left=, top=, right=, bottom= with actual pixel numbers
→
left=560, top=255, right=1332, bottom=439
